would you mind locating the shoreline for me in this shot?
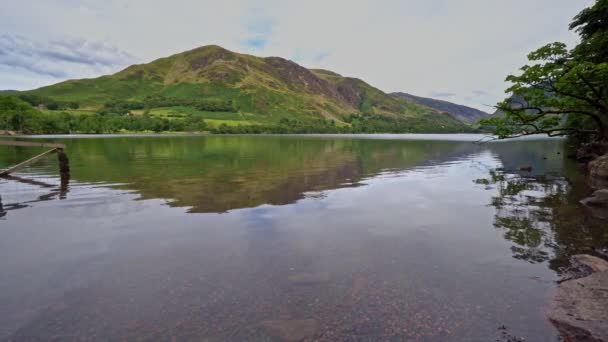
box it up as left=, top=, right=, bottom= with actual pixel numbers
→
left=548, top=255, right=608, bottom=341
left=0, top=132, right=566, bottom=142
left=548, top=150, right=608, bottom=341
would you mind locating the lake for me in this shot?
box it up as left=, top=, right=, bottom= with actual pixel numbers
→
left=1, top=134, right=606, bottom=341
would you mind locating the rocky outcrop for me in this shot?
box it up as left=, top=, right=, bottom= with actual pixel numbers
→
left=262, top=57, right=343, bottom=98
left=589, top=154, right=608, bottom=189
left=576, top=141, right=607, bottom=162
left=548, top=255, right=608, bottom=341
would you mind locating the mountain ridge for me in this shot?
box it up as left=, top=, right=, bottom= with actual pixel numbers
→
left=391, top=92, right=489, bottom=124
left=18, top=45, right=471, bottom=132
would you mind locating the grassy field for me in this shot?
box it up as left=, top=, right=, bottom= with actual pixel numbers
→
left=40, top=109, right=97, bottom=116
left=130, top=106, right=261, bottom=127
left=204, top=119, right=258, bottom=127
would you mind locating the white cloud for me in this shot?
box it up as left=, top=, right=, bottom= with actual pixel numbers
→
left=0, top=33, right=136, bottom=91
left=0, top=0, right=595, bottom=111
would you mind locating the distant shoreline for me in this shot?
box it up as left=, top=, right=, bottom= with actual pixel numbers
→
left=0, top=132, right=563, bottom=142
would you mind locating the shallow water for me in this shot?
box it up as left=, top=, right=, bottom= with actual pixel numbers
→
left=0, top=134, right=606, bottom=341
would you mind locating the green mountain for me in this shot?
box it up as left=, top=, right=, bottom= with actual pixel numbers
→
left=18, top=45, right=470, bottom=132
left=391, top=92, right=489, bottom=124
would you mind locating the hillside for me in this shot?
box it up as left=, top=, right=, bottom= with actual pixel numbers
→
left=391, top=92, right=489, bottom=124
left=487, top=94, right=534, bottom=119
left=16, top=45, right=470, bottom=133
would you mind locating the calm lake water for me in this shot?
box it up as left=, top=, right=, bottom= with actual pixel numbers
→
left=1, top=134, right=606, bottom=341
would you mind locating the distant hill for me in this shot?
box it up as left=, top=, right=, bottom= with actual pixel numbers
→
left=391, top=92, right=489, bottom=124
left=488, top=94, right=536, bottom=118
left=17, top=45, right=470, bottom=133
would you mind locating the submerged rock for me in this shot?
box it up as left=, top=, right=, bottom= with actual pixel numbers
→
left=582, top=189, right=608, bottom=207
left=518, top=165, right=533, bottom=172
left=260, top=319, right=319, bottom=341
left=597, top=247, right=608, bottom=259
left=581, top=189, right=608, bottom=219
left=548, top=255, right=608, bottom=341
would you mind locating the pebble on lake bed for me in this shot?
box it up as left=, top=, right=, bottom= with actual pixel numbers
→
left=287, top=272, right=330, bottom=285
left=260, top=319, right=319, bottom=341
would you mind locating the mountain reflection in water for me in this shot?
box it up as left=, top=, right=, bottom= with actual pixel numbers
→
left=1, top=136, right=482, bottom=213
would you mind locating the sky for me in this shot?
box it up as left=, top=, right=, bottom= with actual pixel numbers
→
left=0, top=0, right=594, bottom=112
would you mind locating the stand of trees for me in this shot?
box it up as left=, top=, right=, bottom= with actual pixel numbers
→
left=210, top=116, right=470, bottom=134
left=1, top=92, right=472, bottom=135
left=482, top=0, right=607, bottom=145
left=100, top=96, right=235, bottom=115
left=1, top=93, right=470, bottom=135
left=0, top=96, right=207, bottom=134
left=15, top=94, right=79, bottom=110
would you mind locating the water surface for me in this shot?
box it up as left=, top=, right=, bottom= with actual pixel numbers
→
left=1, top=134, right=606, bottom=341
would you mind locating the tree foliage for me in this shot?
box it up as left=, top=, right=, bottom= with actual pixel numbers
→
left=482, top=0, right=608, bottom=141
left=570, top=0, right=608, bottom=62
